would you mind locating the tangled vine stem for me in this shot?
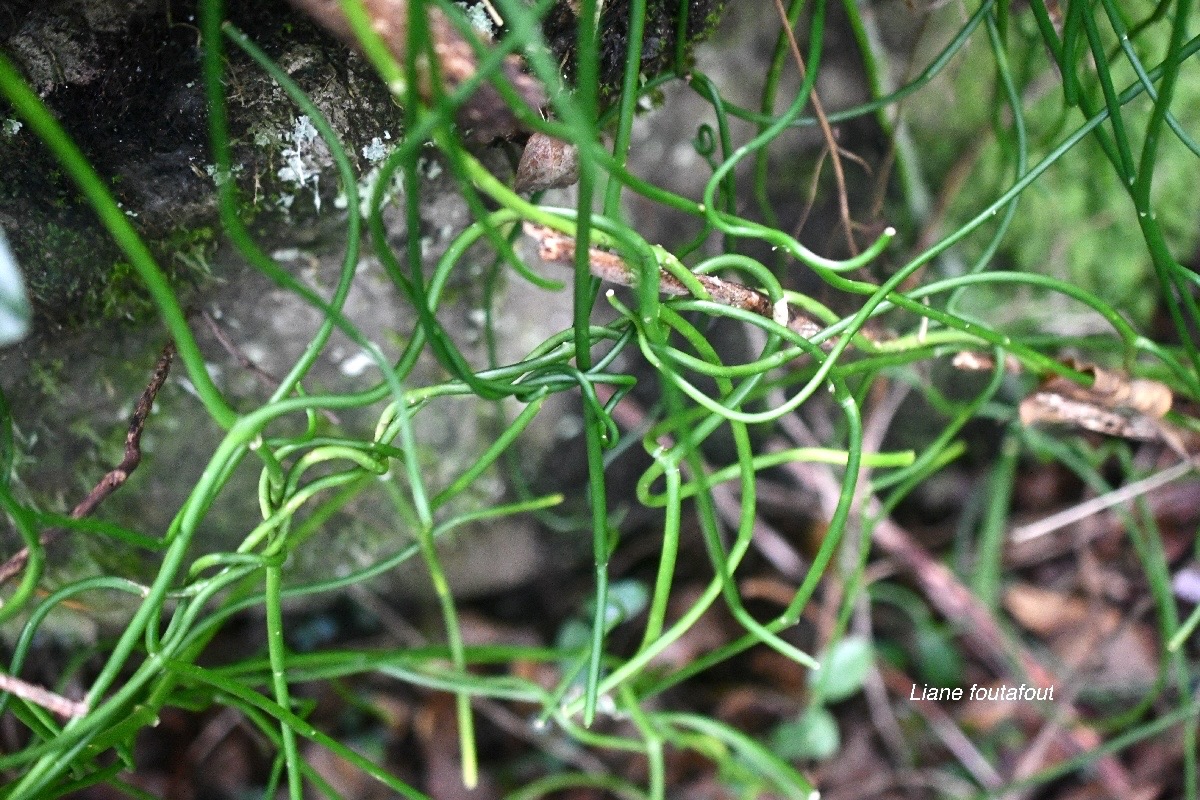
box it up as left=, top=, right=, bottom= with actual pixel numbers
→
left=2, top=0, right=1198, bottom=794
left=525, top=222, right=836, bottom=343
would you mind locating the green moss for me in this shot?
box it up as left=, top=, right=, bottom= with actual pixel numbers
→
left=1, top=0, right=403, bottom=335
left=26, top=357, right=64, bottom=397
left=904, top=3, right=1200, bottom=330
left=10, top=216, right=220, bottom=329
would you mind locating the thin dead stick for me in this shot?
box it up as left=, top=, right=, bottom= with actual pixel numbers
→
left=793, top=147, right=829, bottom=238
left=846, top=381, right=913, bottom=768
left=72, top=341, right=175, bottom=519
left=1010, top=459, right=1196, bottom=544
left=0, top=341, right=176, bottom=587
left=710, top=473, right=807, bottom=580
left=287, top=0, right=545, bottom=142
left=199, top=309, right=280, bottom=389
left=591, top=381, right=809, bottom=580
left=198, top=310, right=341, bottom=425
left=869, top=514, right=1136, bottom=794
left=350, top=584, right=611, bottom=775
left=878, top=663, right=1004, bottom=790
left=771, top=0, right=859, bottom=256
left=530, top=216, right=1194, bottom=469
left=0, top=672, right=87, bottom=719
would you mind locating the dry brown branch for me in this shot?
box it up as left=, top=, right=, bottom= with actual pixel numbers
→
left=523, top=222, right=829, bottom=342
left=72, top=341, right=175, bottom=520
left=1010, top=460, right=1197, bottom=545
left=200, top=309, right=280, bottom=389
left=199, top=310, right=342, bottom=426
left=868, top=515, right=1137, bottom=794
left=0, top=341, right=176, bottom=587
left=878, top=663, right=1004, bottom=790
left=288, top=0, right=545, bottom=142
left=0, top=672, right=87, bottom=719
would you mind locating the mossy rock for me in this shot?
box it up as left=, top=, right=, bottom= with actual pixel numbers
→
left=0, top=0, right=733, bottom=640
left=1, top=0, right=402, bottom=330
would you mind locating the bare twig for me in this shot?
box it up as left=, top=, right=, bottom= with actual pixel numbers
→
left=878, top=663, right=1003, bottom=790
left=869, top=514, right=1136, bottom=794
left=287, top=0, right=545, bottom=142
left=524, top=222, right=829, bottom=342
left=771, top=0, right=860, bottom=256
left=199, top=309, right=280, bottom=389
left=592, top=381, right=808, bottom=580
left=0, top=672, right=87, bottom=719
left=847, top=381, right=913, bottom=769
left=198, top=309, right=343, bottom=426
left=710, top=478, right=807, bottom=580
left=351, top=584, right=610, bottom=774
left=72, top=342, right=175, bottom=520
left=0, top=341, right=176, bottom=587
left=1010, top=459, right=1196, bottom=544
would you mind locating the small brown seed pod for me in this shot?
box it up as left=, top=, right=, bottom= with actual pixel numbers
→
left=514, top=132, right=579, bottom=193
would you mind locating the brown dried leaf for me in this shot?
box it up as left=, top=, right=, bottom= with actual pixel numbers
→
left=1004, top=583, right=1108, bottom=637
left=1039, top=359, right=1173, bottom=417
left=1003, top=584, right=1158, bottom=689
left=1019, top=359, right=1176, bottom=443
left=951, top=351, right=1022, bottom=373
left=514, top=133, right=579, bottom=192
left=1018, top=391, right=1164, bottom=440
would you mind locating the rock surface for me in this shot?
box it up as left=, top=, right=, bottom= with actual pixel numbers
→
left=0, top=0, right=583, bottom=624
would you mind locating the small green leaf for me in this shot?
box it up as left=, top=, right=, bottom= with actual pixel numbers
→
left=768, top=705, right=840, bottom=761
left=914, top=625, right=965, bottom=688
left=555, top=618, right=591, bottom=651
left=603, top=579, right=648, bottom=627
left=0, top=230, right=31, bottom=346
left=585, top=578, right=650, bottom=630
left=811, top=635, right=873, bottom=703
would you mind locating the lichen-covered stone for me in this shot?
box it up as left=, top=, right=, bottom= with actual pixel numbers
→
left=0, top=0, right=732, bottom=639
left=0, top=0, right=401, bottom=328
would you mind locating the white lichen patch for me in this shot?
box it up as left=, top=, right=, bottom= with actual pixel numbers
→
left=249, top=121, right=280, bottom=149
left=276, top=115, right=329, bottom=212
left=335, top=131, right=404, bottom=216
left=418, top=156, right=443, bottom=180
left=204, top=163, right=243, bottom=187
left=339, top=350, right=375, bottom=377
left=466, top=307, right=488, bottom=328
left=361, top=134, right=390, bottom=164
left=773, top=297, right=789, bottom=326
left=2, top=118, right=22, bottom=137
left=455, top=1, right=497, bottom=35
